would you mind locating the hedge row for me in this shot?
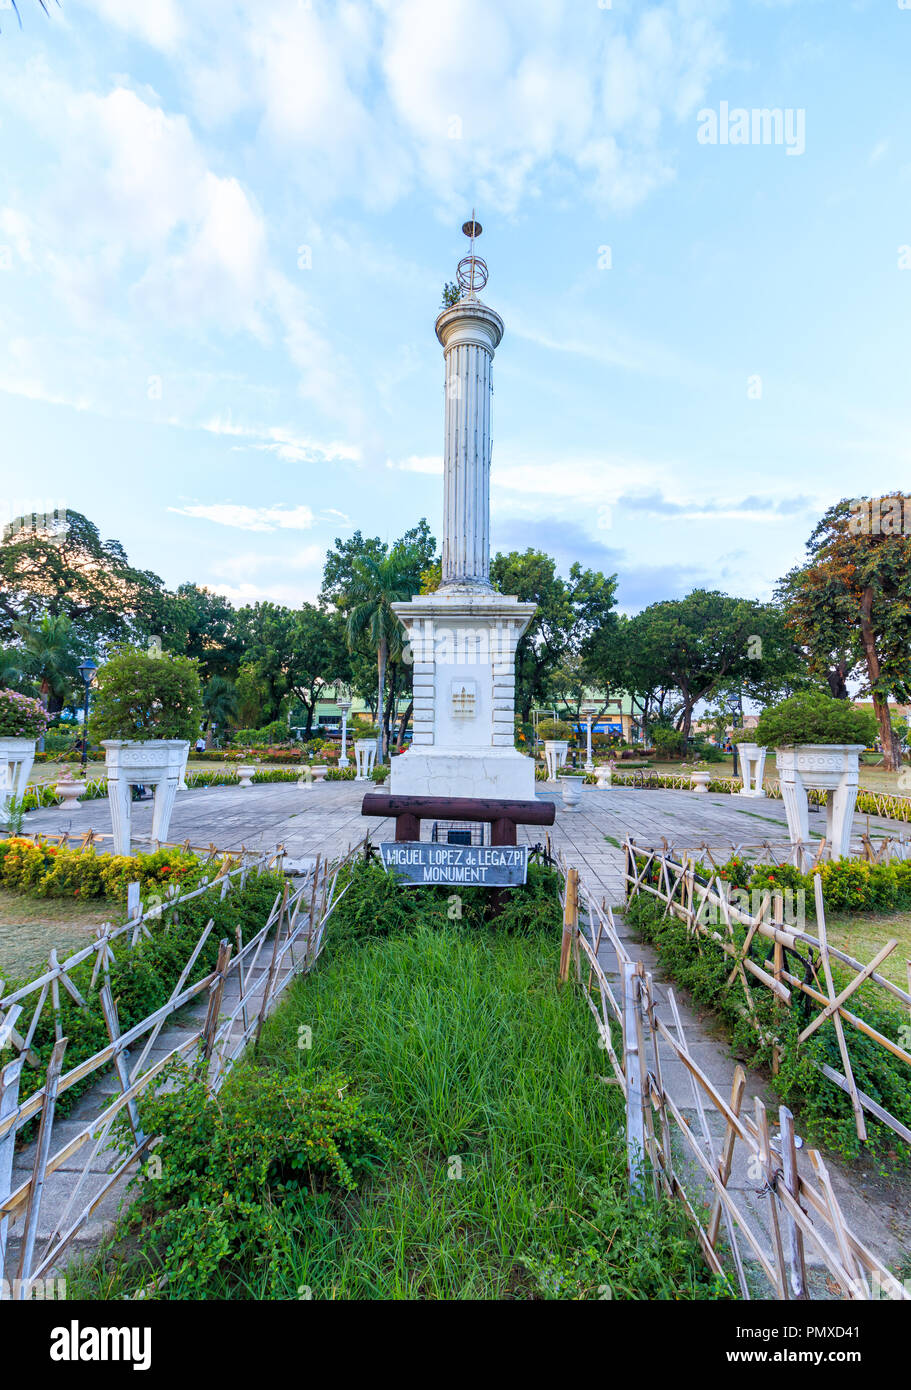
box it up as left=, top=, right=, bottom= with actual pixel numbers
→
left=0, top=838, right=203, bottom=904
left=625, top=883, right=911, bottom=1168
left=712, top=852, right=911, bottom=915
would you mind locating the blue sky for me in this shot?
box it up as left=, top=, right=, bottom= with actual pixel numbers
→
left=1, top=0, right=909, bottom=614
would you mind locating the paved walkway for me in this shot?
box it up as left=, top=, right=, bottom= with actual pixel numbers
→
left=9, top=781, right=911, bottom=1294
left=23, top=778, right=909, bottom=907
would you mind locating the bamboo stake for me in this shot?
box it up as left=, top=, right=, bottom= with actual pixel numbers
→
left=813, top=876, right=866, bottom=1141
left=558, top=867, right=579, bottom=984
left=779, top=1106, right=808, bottom=1299
left=756, top=1097, right=788, bottom=1299
left=707, top=1065, right=746, bottom=1247
left=622, top=961, right=647, bottom=1197
left=15, top=1037, right=67, bottom=1294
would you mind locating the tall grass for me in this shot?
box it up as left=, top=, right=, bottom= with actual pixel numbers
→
left=69, top=867, right=728, bottom=1300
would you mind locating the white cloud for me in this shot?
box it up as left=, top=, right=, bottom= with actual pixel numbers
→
left=74, top=0, right=184, bottom=50
left=168, top=503, right=316, bottom=532
left=387, top=454, right=443, bottom=475
left=102, top=0, right=727, bottom=214
left=201, top=418, right=360, bottom=465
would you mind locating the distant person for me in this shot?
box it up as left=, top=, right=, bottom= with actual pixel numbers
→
left=195, top=737, right=206, bottom=753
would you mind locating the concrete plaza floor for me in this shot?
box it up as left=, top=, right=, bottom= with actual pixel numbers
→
left=24, top=777, right=909, bottom=905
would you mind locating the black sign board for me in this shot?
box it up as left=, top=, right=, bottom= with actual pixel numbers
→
left=379, top=842, right=529, bottom=887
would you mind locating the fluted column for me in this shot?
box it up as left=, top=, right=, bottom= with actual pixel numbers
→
left=435, top=301, right=504, bottom=592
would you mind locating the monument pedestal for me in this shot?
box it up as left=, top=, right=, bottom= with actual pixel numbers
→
left=389, top=589, right=537, bottom=801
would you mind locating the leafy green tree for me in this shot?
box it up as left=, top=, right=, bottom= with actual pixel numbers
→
left=201, top=676, right=239, bottom=747
left=345, top=548, right=423, bottom=762
left=232, top=603, right=351, bottom=740
left=234, top=661, right=277, bottom=729
left=0, top=510, right=164, bottom=646
left=778, top=495, right=911, bottom=770
left=153, top=584, right=243, bottom=682
left=90, top=649, right=203, bottom=743
left=489, top=552, right=617, bottom=722
left=7, top=612, right=81, bottom=715
left=618, top=590, right=794, bottom=746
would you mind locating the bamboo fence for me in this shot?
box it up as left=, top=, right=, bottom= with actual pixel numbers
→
left=0, top=840, right=361, bottom=1298
left=560, top=857, right=910, bottom=1301
left=623, top=839, right=911, bottom=1147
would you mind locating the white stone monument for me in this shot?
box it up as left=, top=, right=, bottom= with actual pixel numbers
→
left=390, top=219, right=537, bottom=801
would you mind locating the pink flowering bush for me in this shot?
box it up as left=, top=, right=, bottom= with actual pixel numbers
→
left=0, top=689, right=48, bottom=740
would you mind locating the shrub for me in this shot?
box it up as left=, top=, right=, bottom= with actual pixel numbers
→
left=0, top=689, right=49, bottom=740
left=753, top=693, right=877, bottom=749
left=0, top=839, right=202, bottom=904
left=537, top=719, right=574, bottom=742
left=352, top=723, right=379, bottom=741
left=693, top=739, right=727, bottom=763
left=370, top=764, right=389, bottom=783
left=112, top=1063, right=391, bottom=1297
left=651, top=726, right=685, bottom=756
left=327, top=856, right=563, bottom=947
left=90, top=649, right=203, bottom=743
left=231, top=721, right=288, bottom=748
left=325, top=767, right=356, bottom=781
left=625, top=889, right=911, bottom=1166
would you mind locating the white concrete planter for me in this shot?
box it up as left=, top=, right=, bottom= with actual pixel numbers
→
left=236, top=765, right=256, bottom=788
left=102, top=740, right=189, bottom=855
left=595, top=764, right=613, bottom=790
left=312, top=764, right=329, bottom=782
left=691, top=770, right=711, bottom=795
left=776, top=744, right=864, bottom=862
left=561, top=776, right=584, bottom=810
left=54, top=772, right=86, bottom=811
left=737, top=742, right=767, bottom=798
left=354, top=740, right=377, bottom=780
left=544, top=740, right=569, bottom=781
left=0, top=736, right=37, bottom=821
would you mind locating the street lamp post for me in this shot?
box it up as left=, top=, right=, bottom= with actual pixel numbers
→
left=726, top=691, right=743, bottom=780
left=337, top=697, right=352, bottom=769
left=77, top=658, right=98, bottom=773
left=582, top=703, right=596, bottom=774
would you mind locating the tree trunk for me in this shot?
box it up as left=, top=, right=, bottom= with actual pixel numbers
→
left=677, top=698, right=695, bottom=748
left=859, top=586, right=900, bottom=771
left=377, top=637, right=388, bottom=765
left=396, top=699, right=413, bottom=751
left=826, top=661, right=850, bottom=700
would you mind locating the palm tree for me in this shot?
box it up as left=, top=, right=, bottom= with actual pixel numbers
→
left=5, top=1, right=58, bottom=32
left=202, top=676, right=239, bottom=748
left=345, top=550, right=419, bottom=764
left=11, top=613, right=79, bottom=715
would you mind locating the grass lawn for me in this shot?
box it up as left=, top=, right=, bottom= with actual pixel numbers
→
left=0, top=888, right=115, bottom=980
left=647, top=754, right=907, bottom=795
left=826, top=909, right=911, bottom=989
left=70, top=862, right=726, bottom=1301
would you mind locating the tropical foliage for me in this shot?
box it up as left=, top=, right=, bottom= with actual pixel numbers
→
left=89, top=649, right=203, bottom=743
